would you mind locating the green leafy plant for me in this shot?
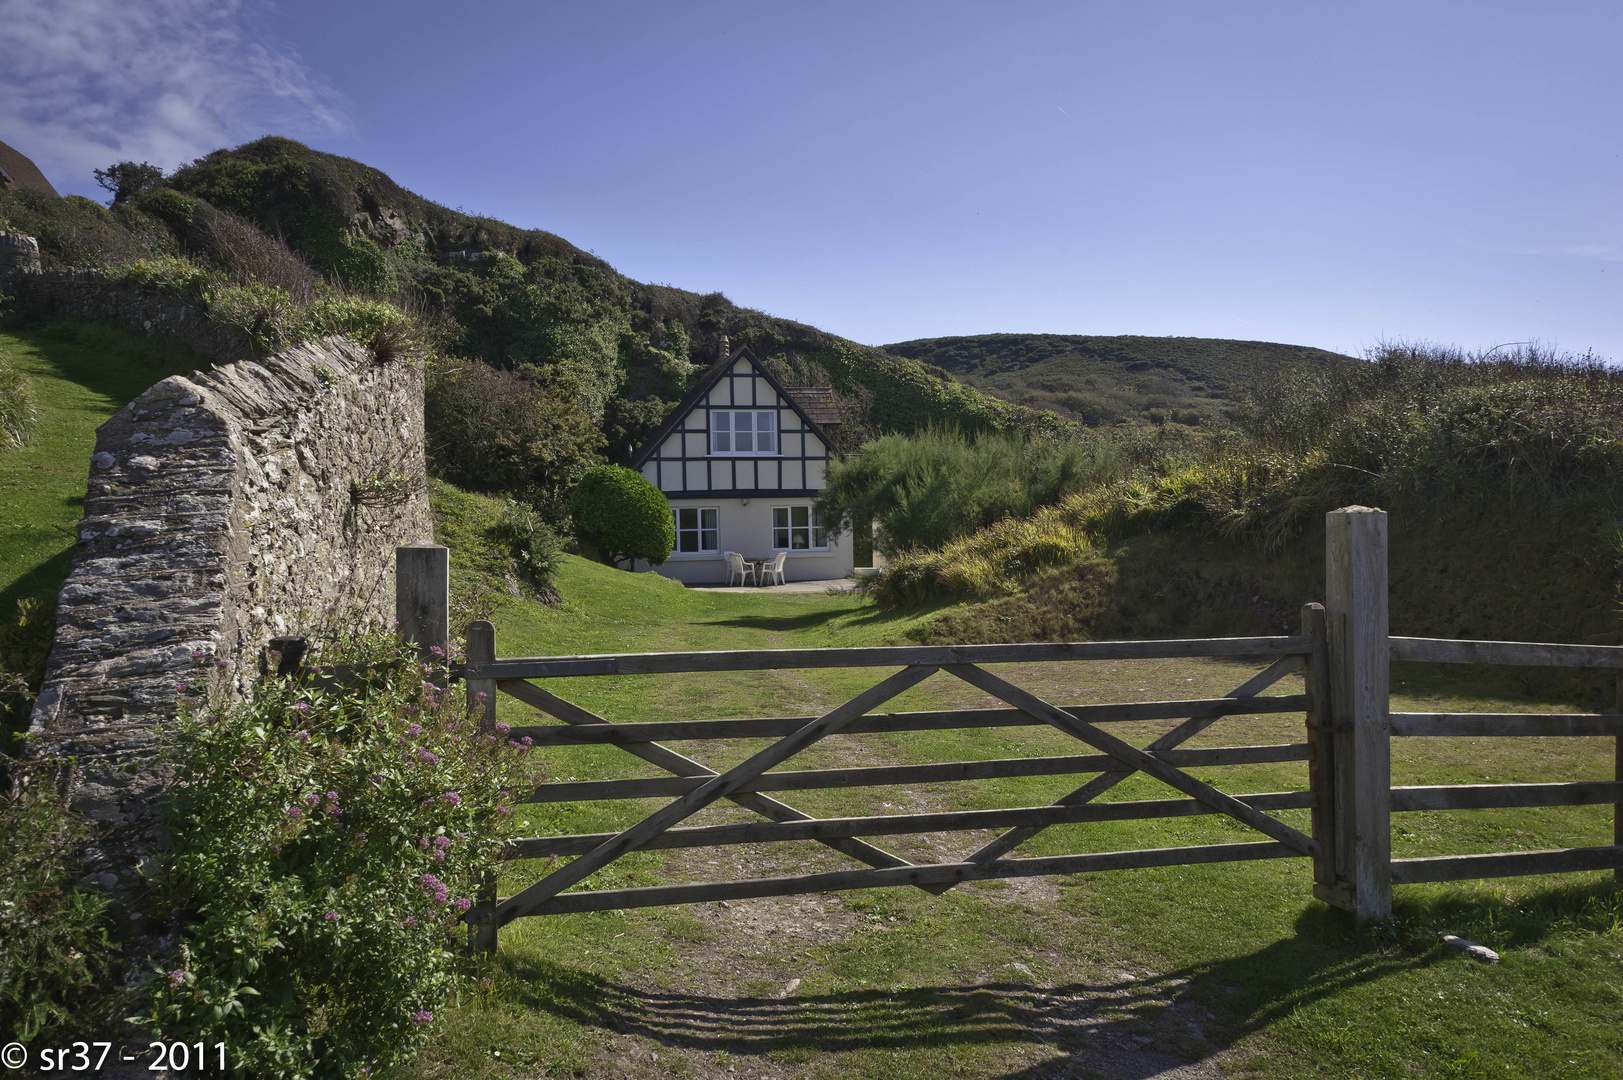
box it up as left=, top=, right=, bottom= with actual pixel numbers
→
left=569, top=463, right=673, bottom=569
left=144, top=629, right=543, bottom=1079
left=491, top=499, right=564, bottom=598
left=0, top=786, right=114, bottom=1043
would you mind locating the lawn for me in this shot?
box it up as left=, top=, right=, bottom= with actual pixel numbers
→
left=397, top=556, right=1623, bottom=1080
left=0, top=321, right=206, bottom=611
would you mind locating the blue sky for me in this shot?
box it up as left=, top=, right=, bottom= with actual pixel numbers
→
left=3, top=1, right=1619, bottom=359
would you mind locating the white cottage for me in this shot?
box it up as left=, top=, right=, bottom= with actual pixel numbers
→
left=630, top=347, right=853, bottom=585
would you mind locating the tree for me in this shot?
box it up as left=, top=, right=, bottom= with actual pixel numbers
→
left=92, top=161, right=165, bottom=205
left=570, top=465, right=673, bottom=569
left=424, top=360, right=604, bottom=525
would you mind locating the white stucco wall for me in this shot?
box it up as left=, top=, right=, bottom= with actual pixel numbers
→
left=643, top=497, right=854, bottom=585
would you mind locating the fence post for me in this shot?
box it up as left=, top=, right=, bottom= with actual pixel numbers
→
left=1615, top=675, right=1621, bottom=885
left=1325, top=507, right=1391, bottom=921
left=1302, top=602, right=1351, bottom=909
left=395, top=544, right=449, bottom=661
left=465, top=619, right=499, bottom=954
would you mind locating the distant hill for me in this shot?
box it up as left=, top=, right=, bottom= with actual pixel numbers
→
left=882, top=334, right=1356, bottom=426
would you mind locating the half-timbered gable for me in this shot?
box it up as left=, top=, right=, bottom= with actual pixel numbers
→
left=627, top=348, right=852, bottom=585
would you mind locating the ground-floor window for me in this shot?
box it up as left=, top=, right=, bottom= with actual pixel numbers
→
left=772, top=505, right=826, bottom=550
left=676, top=506, right=719, bottom=553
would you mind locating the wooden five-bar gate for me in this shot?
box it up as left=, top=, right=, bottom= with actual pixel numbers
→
left=387, top=507, right=1623, bottom=951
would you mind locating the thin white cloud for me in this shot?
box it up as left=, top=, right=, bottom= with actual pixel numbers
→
left=1512, top=243, right=1623, bottom=263
left=0, top=0, right=349, bottom=193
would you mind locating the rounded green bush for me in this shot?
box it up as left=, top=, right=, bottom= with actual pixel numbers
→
left=570, top=464, right=673, bottom=569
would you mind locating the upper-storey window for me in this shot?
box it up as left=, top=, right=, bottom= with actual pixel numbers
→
left=710, top=410, right=777, bottom=455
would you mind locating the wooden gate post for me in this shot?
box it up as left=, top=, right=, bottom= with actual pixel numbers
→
left=465, top=619, right=500, bottom=953
left=1325, top=507, right=1392, bottom=921
left=395, top=544, right=450, bottom=660
left=1302, top=602, right=1350, bottom=908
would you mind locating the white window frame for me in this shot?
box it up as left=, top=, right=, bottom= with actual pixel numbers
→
left=674, top=506, right=720, bottom=554
left=709, top=409, right=778, bottom=456
left=771, top=505, right=827, bottom=551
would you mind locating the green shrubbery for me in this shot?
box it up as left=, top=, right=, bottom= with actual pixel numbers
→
left=146, top=629, right=541, bottom=1078
left=816, top=426, right=1130, bottom=557
left=570, top=464, right=674, bottom=569
left=0, top=787, right=114, bottom=1044
left=424, top=360, right=605, bottom=524
left=876, top=343, right=1623, bottom=606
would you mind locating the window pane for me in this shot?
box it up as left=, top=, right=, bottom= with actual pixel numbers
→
left=701, top=508, right=718, bottom=551
left=792, top=527, right=809, bottom=549
left=735, top=412, right=753, bottom=452
left=758, top=412, right=776, bottom=452
left=811, top=508, right=825, bottom=549
left=791, top=506, right=809, bottom=528
left=772, top=506, right=789, bottom=549
left=710, top=412, right=730, bottom=453
left=701, top=508, right=717, bottom=530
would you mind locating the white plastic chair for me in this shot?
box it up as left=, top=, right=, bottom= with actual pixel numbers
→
left=725, top=551, right=754, bottom=587
left=758, top=551, right=788, bottom=586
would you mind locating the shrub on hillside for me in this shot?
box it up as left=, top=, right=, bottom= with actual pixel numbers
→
left=877, top=342, right=1623, bottom=606
left=570, top=464, right=673, bottom=569
left=491, top=499, right=565, bottom=599
left=816, top=426, right=1126, bottom=557
left=425, top=360, right=604, bottom=524
left=0, top=346, right=39, bottom=450
left=145, top=629, right=541, bottom=1079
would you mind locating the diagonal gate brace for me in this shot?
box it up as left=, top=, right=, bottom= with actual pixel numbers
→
left=498, top=678, right=930, bottom=886
left=952, top=654, right=1305, bottom=876
left=495, top=664, right=941, bottom=925
left=944, top=663, right=1319, bottom=860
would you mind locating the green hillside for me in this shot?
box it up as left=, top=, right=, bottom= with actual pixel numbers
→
left=1, top=137, right=1072, bottom=475
left=882, top=333, right=1355, bottom=426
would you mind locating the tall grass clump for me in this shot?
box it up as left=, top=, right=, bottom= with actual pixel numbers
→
left=817, top=425, right=1134, bottom=557
left=144, top=628, right=543, bottom=1079
left=0, top=344, right=38, bottom=450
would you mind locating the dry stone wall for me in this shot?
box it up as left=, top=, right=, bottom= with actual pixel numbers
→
left=28, top=335, right=430, bottom=891
left=9, top=266, right=259, bottom=363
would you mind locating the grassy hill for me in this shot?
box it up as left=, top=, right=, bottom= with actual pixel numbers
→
left=882, top=333, right=1355, bottom=426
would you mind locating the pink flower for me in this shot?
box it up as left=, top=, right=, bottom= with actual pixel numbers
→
left=521, top=736, right=533, bottom=747
left=432, top=849, right=445, bottom=862
left=294, top=731, right=310, bottom=743
left=495, top=722, right=510, bottom=735
left=285, top=807, right=301, bottom=818
left=216, top=659, right=230, bottom=669
left=439, top=791, right=461, bottom=807
left=453, top=897, right=472, bottom=912
left=293, top=702, right=311, bottom=714
left=416, top=748, right=439, bottom=765
left=406, top=724, right=422, bottom=737
left=168, top=969, right=187, bottom=987
left=412, top=1010, right=434, bottom=1025
left=305, top=793, right=321, bottom=807
left=326, top=791, right=339, bottom=802
left=433, top=836, right=451, bottom=848
left=418, top=837, right=430, bottom=849
left=324, top=911, right=338, bottom=921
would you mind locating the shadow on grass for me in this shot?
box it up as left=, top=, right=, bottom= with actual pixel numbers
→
left=8, top=320, right=207, bottom=406
left=487, top=878, right=1620, bottom=1078
left=699, top=596, right=964, bottom=636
